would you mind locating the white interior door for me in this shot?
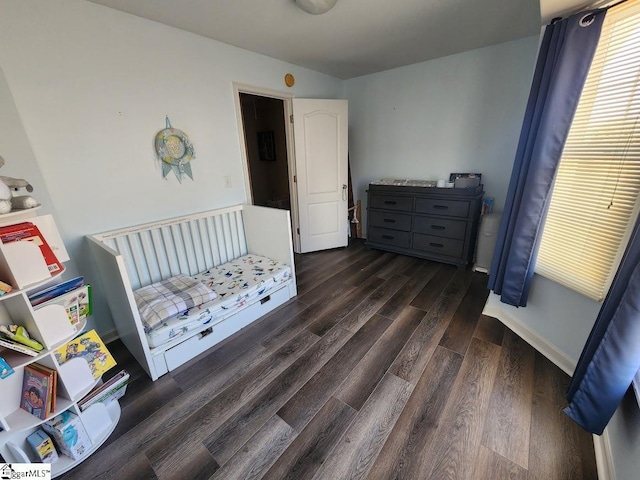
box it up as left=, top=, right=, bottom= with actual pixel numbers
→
left=292, top=98, right=348, bottom=253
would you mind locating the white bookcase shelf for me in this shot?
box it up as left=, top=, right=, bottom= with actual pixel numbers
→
left=0, top=214, right=121, bottom=478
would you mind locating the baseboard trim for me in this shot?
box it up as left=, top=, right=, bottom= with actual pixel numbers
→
left=482, top=302, right=576, bottom=375
left=594, top=429, right=616, bottom=480
left=101, top=328, right=120, bottom=345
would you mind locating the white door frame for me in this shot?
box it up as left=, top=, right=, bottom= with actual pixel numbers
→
left=232, top=82, right=301, bottom=252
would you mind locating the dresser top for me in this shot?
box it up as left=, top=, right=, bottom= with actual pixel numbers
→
left=368, top=182, right=483, bottom=197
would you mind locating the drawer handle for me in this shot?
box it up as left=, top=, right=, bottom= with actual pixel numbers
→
left=433, top=205, right=448, bottom=210
left=382, top=235, right=394, bottom=240
left=384, top=200, right=397, bottom=205
left=383, top=218, right=396, bottom=223
left=199, top=327, right=213, bottom=339
left=431, top=225, right=446, bottom=230
left=260, top=295, right=271, bottom=305
left=429, top=242, right=444, bottom=248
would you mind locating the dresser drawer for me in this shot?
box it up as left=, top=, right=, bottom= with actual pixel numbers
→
left=369, top=210, right=412, bottom=231
left=415, top=198, right=470, bottom=218
left=368, top=227, right=411, bottom=249
left=413, top=217, right=467, bottom=239
left=369, top=194, right=413, bottom=212
left=413, top=233, right=464, bottom=258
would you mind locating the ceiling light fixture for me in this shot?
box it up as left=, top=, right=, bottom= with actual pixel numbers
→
left=295, top=0, right=338, bottom=15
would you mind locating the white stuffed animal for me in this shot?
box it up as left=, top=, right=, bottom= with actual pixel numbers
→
left=0, top=155, right=38, bottom=214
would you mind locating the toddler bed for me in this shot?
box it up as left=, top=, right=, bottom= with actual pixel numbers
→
left=87, top=204, right=297, bottom=380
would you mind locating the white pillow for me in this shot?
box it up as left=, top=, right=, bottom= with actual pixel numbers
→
left=134, top=274, right=217, bottom=330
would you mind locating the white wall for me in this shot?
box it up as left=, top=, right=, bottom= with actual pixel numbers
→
left=0, top=0, right=342, bottom=335
left=345, top=35, right=540, bottom=232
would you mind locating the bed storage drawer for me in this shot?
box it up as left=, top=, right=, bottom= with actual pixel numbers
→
left=369, top=194, right=413, bottom=212
left=369, top=210, right=412, bottom=231
left=413, top=217, right=467, bottom=239
left=162, top=285, right=291, bottom=371
left=415, top=198, right=470, bottom=218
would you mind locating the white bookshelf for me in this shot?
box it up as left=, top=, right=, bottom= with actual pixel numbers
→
left=0, top=214, right=121, bottom=477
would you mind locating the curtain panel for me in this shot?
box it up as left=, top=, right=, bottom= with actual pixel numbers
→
left=488, top=10, right=606, bottom=306
left=565, top=213, right=640, bottom=435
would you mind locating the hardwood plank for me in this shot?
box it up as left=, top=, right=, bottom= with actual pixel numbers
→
left=343, top=251, right=398, bottom=286
left=367, top=347, right=463, bottom=480
left=409, top=263, right=456, bottom=311
left=171, top=299, right=310, bottom=390
left=340, top=274, right=409, bottom=333
left=108, top=374, right=183, bottom=447
left=528, top=395, right=593, bottom=480
left=297, top=251, right=383, bottom=304
left=261, top=289, right=354, bottom=349
left=209, top=415, right=294, bottom=480
left=473, top=314, right=505, bottom=346
left=481, top=329, right=536, bottom=469
left=397, top=257, right=439, bottom=278
left=375, top=254, right=422, bottom=279
left=264, top=398, right=356, bottom=480
left=377, top=263, right=440, bottom=319
left=64, top=452, right=160, bottom=480
left=533, top=350, right=570, bottom=406
left=472, top=445, right=527, bottom=480
left=278, top=314, right=393, bottom=432
left=149, top=442, right=219, bottom=480
left=307, top=274, right=387, bottom=336
left=312, top=372, right=414, bottom=480
left=143, top=329, right=319, bottom=476
left=421, top=338, right=501, bottom=480
left=441, top=268, right=475, bottom=299
left=336, top=306, right=424, bottom=411
left=438, top=273, right=489, bottom=354
left=388, top=292, right=463, bottom=385
left=203, top=325, right=356, bottom=465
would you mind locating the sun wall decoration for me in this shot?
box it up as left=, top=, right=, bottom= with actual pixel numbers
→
left=155, top=116, right=195, bottom=182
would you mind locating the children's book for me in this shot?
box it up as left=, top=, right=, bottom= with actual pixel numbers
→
left=0, top=336, right=39, bottom=356
left=0, top=356, right=14, bottom=379
left=54, top=330, right=116, bottom=380
left=28, top=276, right=85, bottom=306
left=20, top=364, right=53, bottom=420
left=28, top=363, right=57, bottom=415
left=0, top=222, right=63, bottom=276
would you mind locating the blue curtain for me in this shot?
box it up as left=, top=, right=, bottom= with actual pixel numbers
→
left=488, top=10, right=606, bottom=306
left=565, top=214, right=640, bottom=435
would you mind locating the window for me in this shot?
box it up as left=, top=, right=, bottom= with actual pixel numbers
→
left=536, top=1, right=640, bottom=302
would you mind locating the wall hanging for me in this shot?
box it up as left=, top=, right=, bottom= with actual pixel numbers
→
left=155, top=116, right=195, bottom=182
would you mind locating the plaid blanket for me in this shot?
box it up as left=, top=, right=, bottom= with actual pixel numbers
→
left=134, top=274, right=217, bottom=330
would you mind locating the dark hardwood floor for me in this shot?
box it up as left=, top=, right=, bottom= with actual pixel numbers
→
left=60, top=240, right=597, bottom=479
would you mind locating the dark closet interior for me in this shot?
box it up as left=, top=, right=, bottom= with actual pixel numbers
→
left=239, top=93, right=290, bottom=210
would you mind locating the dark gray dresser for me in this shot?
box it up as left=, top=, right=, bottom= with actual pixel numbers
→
left=366, top=183, right=483, bottom=268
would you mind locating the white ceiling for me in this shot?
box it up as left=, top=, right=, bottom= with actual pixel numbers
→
left=86, top=0, right=585, bottom=79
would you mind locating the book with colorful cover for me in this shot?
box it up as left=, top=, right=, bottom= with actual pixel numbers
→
left=28, top=363, right=57, bottom=415
left=28, top=276, right=85, bottom=306
left=54, top=329, right=116, bottom=380
left=0, top=222, right=63, bottom=276
left=20, top=364, right=53, bottom=420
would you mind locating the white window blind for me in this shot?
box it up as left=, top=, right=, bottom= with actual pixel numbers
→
left=536, top=1, right=640, bottom=302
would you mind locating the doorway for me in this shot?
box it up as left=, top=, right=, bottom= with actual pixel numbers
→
left=239, top=93, right=291, bottom=211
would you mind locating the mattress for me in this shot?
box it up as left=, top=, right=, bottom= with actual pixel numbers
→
left=145, top=254, right=291, bottom=348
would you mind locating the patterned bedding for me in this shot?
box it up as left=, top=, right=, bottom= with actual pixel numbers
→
left=143, top=254, right=291, bottom=348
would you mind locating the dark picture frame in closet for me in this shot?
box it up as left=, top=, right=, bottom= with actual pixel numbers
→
left=257, top=131, right=276, bottom=161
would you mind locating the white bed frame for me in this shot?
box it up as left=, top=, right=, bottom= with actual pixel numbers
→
left=87, top=204, right=297, bottom=380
